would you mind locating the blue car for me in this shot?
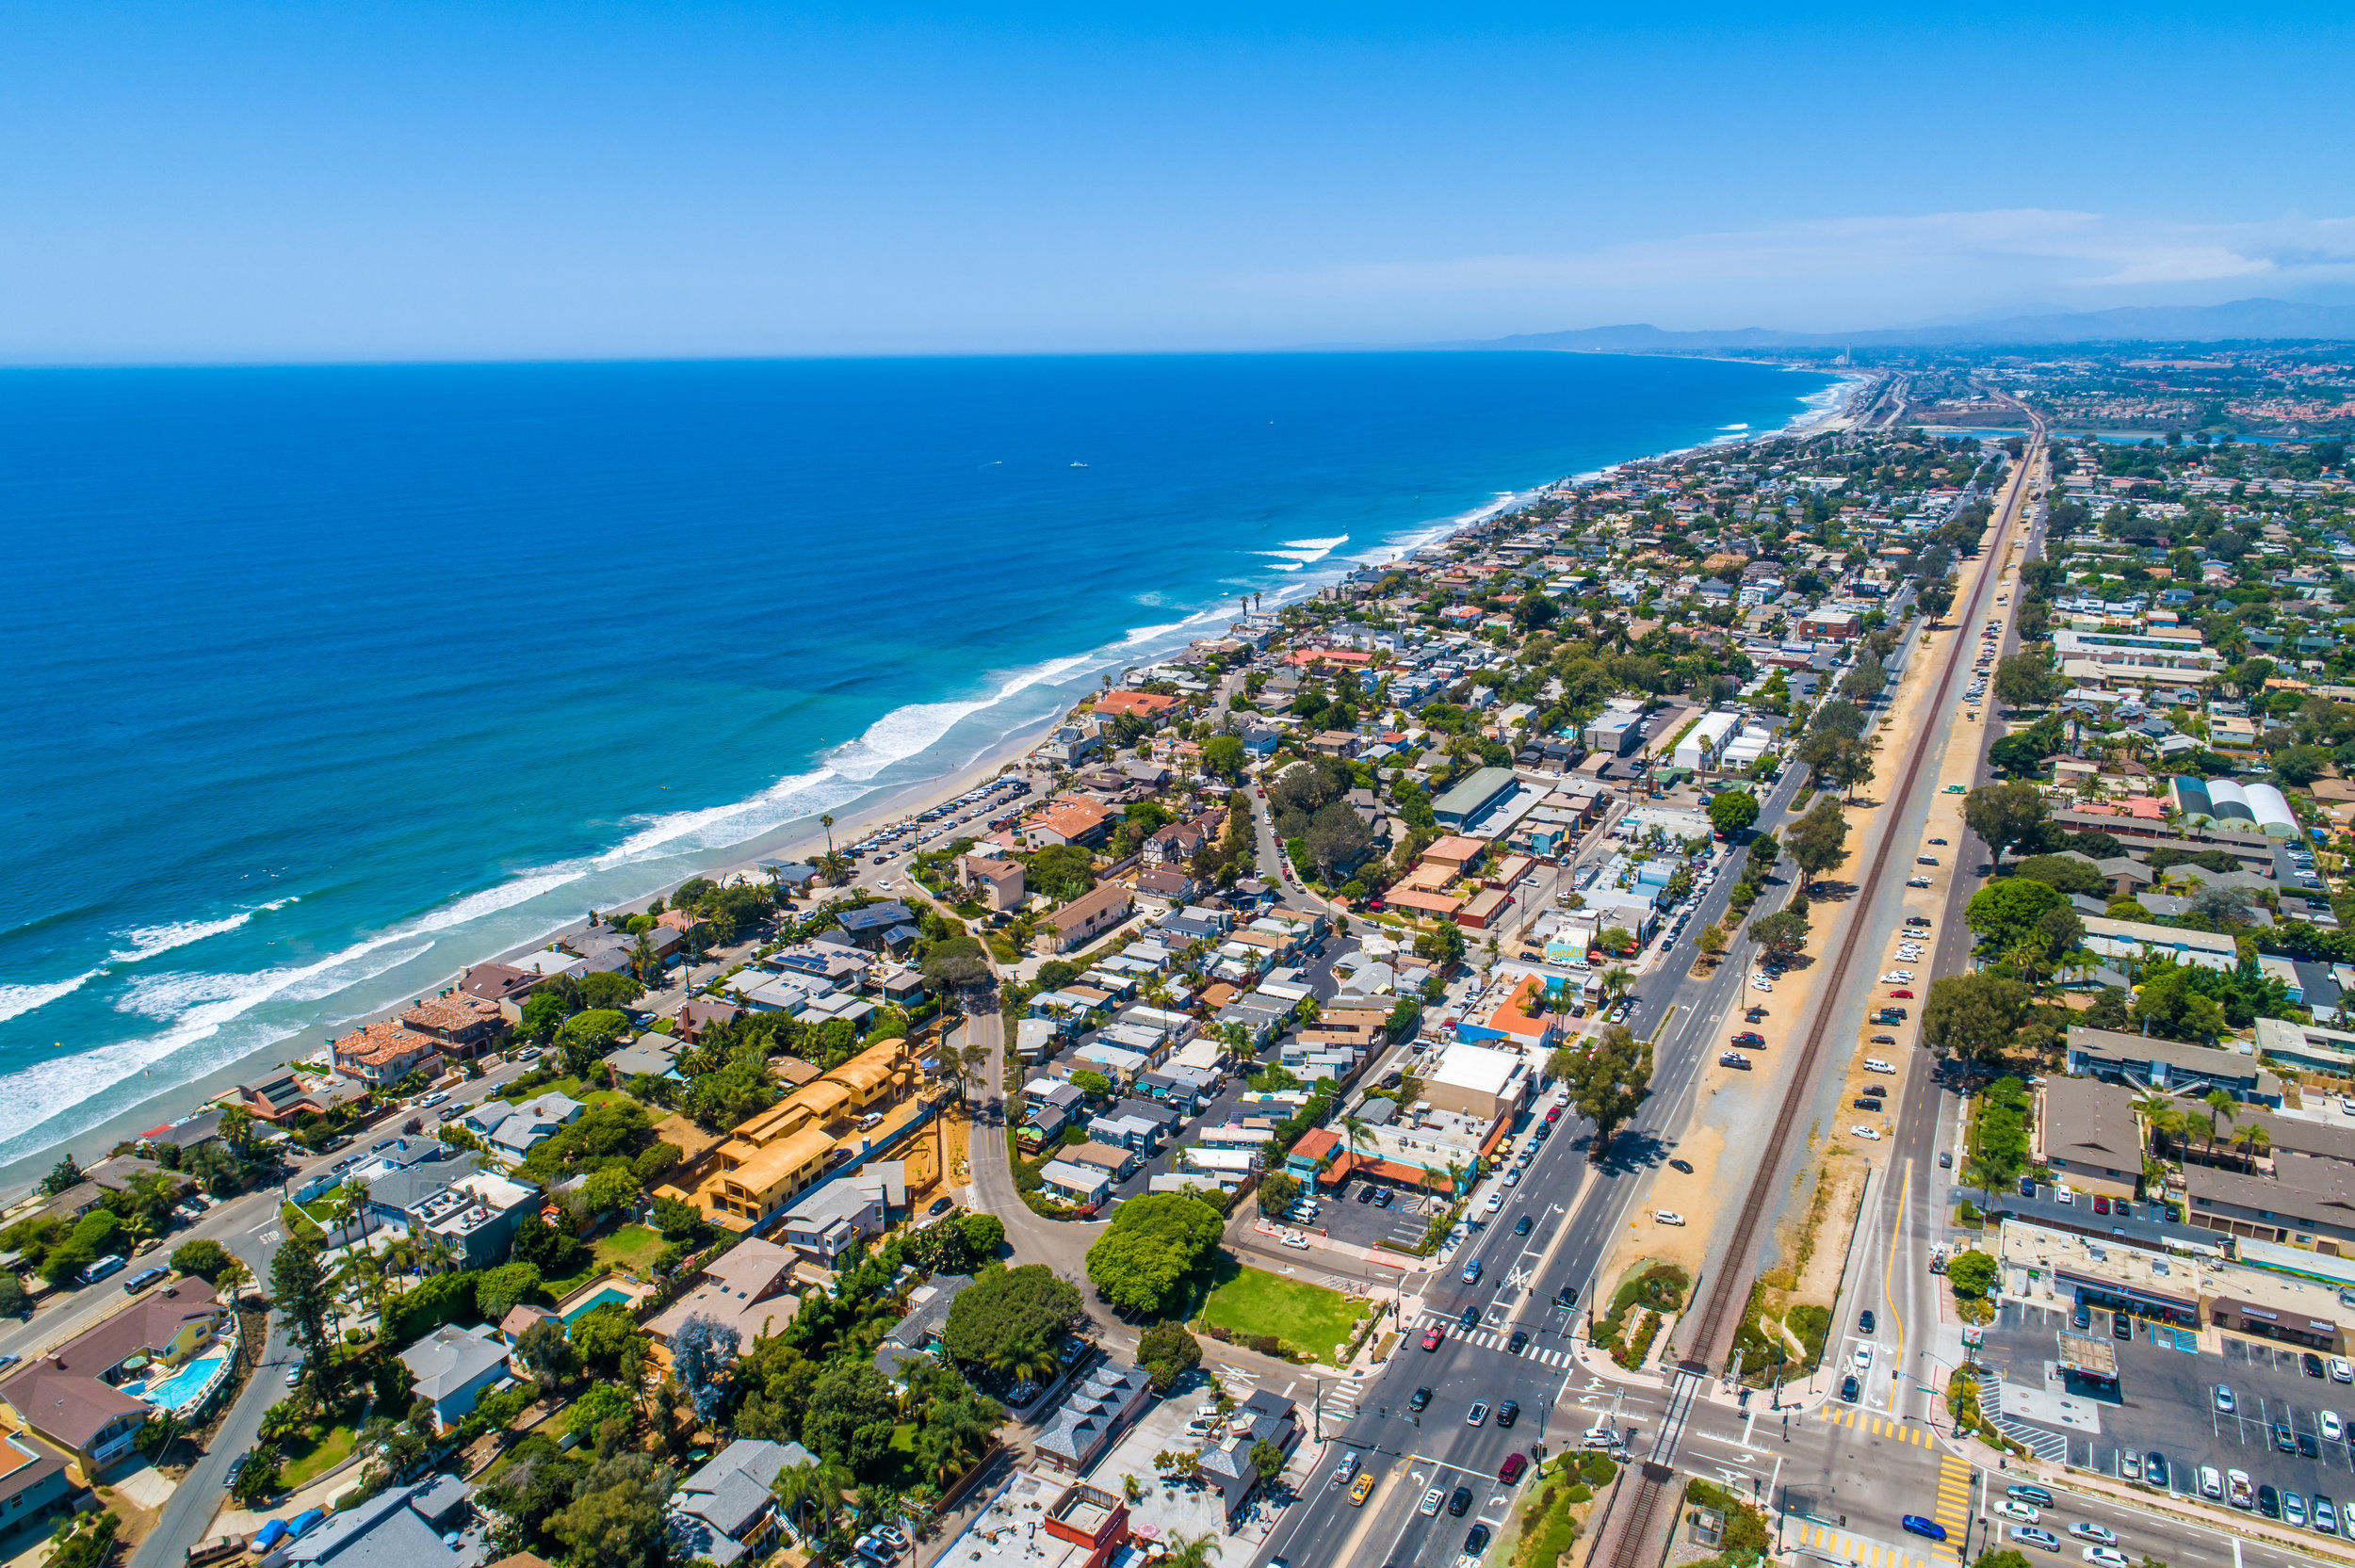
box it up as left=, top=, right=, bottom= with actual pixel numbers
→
left=1902, top=1517, right=1949, bottom=1544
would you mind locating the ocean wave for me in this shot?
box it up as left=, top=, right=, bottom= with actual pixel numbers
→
left=0, top=897, right=300, bottom=1027
left=0, top=935, right=441, bottom=1154
left=0, top=976, right=98, bottom=1026
left=827, top=652, right=1097, bottom=781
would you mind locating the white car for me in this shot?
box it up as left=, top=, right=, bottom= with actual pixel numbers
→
left=2335, top=1358, right=2354, bottom=1383
left=1907, top=876, right=1933, bottom=888
left=2084, top=1549, right=2130, bottom=1568
left=2326, top=1410, right=2346, bottom=1442
left=1420, top=1487, right=1446, bottom=1516
left=1880, top=972, right=1915, bottom=983
left=1486, top=1194, right=1504, bottom=1213
left=1862, top=1059, right=1895, bottom=1074
left=1751, top=978, right=1775, bottom=993
left=1852, top=1125, right=1883, bottom=1140
left=1853, top=1344, right=1874, bottom=1371
left=1654, top=1211, right=1686, bottom=1227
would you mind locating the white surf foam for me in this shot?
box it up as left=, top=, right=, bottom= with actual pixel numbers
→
left=0, top=897, right=300, bottom=1026
left=0, top=976, right=97, bottom=1026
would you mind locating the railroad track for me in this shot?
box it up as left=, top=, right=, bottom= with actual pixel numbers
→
left=1595, top=419, right=2047, bottom=1568
left=1672, top=415, right=2048, bottom=1376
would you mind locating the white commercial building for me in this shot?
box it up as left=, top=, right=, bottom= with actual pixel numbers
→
left=1672, top=710, right=1741, bottom=773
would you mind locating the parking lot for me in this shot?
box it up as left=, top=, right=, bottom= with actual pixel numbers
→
left=1304, top=1179, right=1448, bottom=1251
left=1981, top=1301, right=2355, bottom=1530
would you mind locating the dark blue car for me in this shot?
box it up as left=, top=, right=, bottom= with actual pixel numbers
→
left=1902, top=1516, right=1949, bottom=1543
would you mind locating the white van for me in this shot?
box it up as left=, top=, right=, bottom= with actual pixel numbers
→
left=1863, top=1059, right=1895, bottom=1075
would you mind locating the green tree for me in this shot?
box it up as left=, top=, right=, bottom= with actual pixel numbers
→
left=803, top=1363, right=901, bottom=1477
left=1137, top=1321, right=1204, bottom=1394
left=520, top=989, right=570, bottom=1043
left=1993, top=655, right=2065, bottom=709
left=1965, top=878, right=2067, bottom=952
left=1784, top=796, right=1851, bottom=886
left=1085, top=1192, right=1225, bottom=1317
left=921, top=934, right=993, bottom=989
left=269, top=1235, right=337, bottom=1385
left=1256, top=1172, right=1302, bottom=1213
left=1964, top=780, right=2049, bottom=864
left=1749, top=907, right=1811, bottom=960
left=1202, top=734, right=1247, bottom=781
left=958, top=1211, right=1006, bottom=1258
left=2010, top=854, right=2106, bottom=896
left=942, top=1264, right=1084, bottom=1375
left=1563, top=1024, right=1652, bottom=1162
left=581, top=1165, right=640, bottom=1215
left=547, top=1452, right=674, bottom=1568
left=1705, top=790, right=1760, bottom=838
left=1921, top=973, right=2032, bottom=1064
left=1837, top=651, right=1887, bottom=703
left=169, top=1238, right=236, bottom=1285
left=1946, top=1251, right=2000, bottom=1300
left=476, top=1261, right=543, bottom=1322
left=578, top=971, right=646, bottom=1010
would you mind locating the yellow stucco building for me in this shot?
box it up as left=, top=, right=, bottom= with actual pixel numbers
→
left=660, top=1037, right=922, bottom=1231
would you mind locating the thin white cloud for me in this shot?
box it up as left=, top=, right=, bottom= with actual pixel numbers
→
left=1259, top=209, right=2355, bottom=318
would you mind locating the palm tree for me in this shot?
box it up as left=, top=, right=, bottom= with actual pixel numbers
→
left=1444, top=1158, right=1467, bottom=1199
left=1602, top=966, right=1634, bottom=1006
left=631, top=931, right=661, bottom=985
left=2203, top=1089, right=2238, bottom=1160
left=771, top=1459, right=855, bottom=1546
left=2232, top=1122, right=2273, bottom=1170
left=1163, top=1530, right=1224, bottom=1568
left=1340, top=1114, right=1372, bottom=1172
left=820, top=813, right=836, bottom=859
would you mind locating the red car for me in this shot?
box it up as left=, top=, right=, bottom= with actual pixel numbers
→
left=2093, top=1195, right=2111, bottom=1215
left=1545, top=1107, right=1563, bottom=1123
left=1891, top=988, right=1915, bottom=999
left=1421, top=1324, right=1444, bottom=1351
left=1731, top=1031, right=1764, bottom=1046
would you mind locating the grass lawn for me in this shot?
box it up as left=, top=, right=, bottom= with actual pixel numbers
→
left=1196, top=1257, right=1371, bottom=1366
left=593, top=1223, right=665, bottom=1276
left=496, top=1075, right=635, bottom=1109
left=539, top=1223, right=667, bottom=1300
left=279, top=1203, right=324, bottom=1242
left=280, top=1419, right=359, bottom=1488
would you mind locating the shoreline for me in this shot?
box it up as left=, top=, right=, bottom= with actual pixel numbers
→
left=0, top=364, right=1858, bottom=1196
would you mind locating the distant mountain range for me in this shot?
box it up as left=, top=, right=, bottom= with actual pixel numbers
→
left=1462, top=298, right=2355, bottom=351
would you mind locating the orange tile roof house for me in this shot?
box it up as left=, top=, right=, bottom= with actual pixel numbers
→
left=1094, top=690, right=1181, bottom=720
left=399, top=991, right=507, bottom=1057
left=1020, top=798, right=1115, bottom=849
left=330, top=1020, right=445, bottom=1085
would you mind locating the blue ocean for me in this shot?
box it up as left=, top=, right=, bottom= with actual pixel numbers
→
left=0, top=352, right=1838, bottom=1172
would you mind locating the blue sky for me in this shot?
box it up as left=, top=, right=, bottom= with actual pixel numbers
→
left=6, top=1, right=2352, bottom=360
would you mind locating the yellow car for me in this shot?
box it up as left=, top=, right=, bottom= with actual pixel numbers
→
left=1349, top=1472, right=1376, bottom=1506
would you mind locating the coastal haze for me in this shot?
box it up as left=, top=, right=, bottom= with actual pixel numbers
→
left=0, top=351, right=1839, bottom=1178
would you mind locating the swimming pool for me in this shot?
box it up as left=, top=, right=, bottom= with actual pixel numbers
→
left=141, top=1352, right=229, bottom=1414
left=560, top=1285, right=634, bottom=1324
